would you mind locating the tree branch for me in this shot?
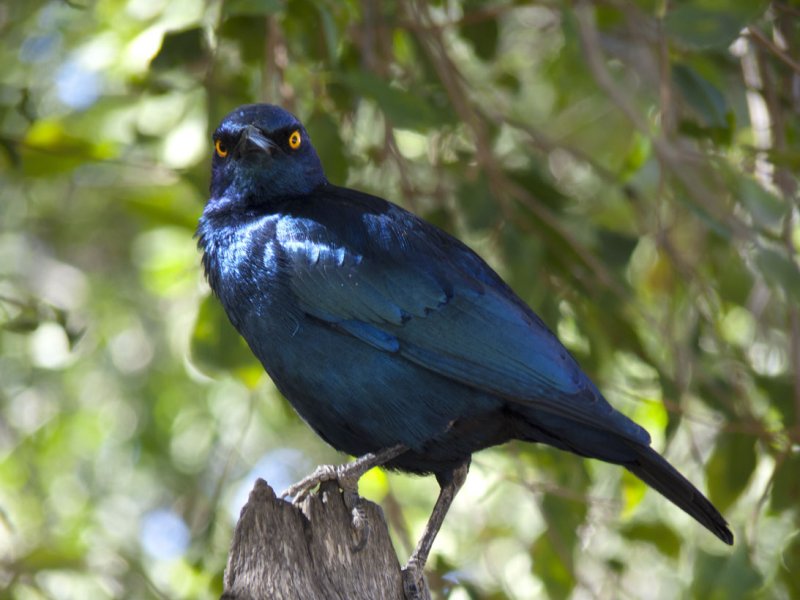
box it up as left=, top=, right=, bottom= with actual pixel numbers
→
left=221, top=479, right=418, bottom=600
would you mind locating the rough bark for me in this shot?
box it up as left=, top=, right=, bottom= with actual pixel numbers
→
left=221, top=478, right=428, bottom=600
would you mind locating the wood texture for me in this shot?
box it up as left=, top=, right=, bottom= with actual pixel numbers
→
left=221, top=478, right=429, bottom=600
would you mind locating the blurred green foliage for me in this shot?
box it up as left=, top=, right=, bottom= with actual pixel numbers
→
left=1, top=0, right=799, bottom=598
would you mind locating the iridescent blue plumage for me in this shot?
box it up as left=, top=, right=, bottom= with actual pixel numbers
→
left=197, top=105, right=732, bottom=581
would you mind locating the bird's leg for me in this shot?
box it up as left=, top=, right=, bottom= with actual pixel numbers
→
left=281, top=444, right=407, bottom=551
left=281, top=444, right=407, bottom=501
left=402, top=460, right=470, bottom=600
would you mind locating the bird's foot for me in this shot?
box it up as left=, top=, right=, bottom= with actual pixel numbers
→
left=281, top=464, right=340, bottom=504
left=281, top=446, right=407, bottom=553
left=281, top=461, right=372, bottom=552
left=401, top=558, right=429, bottom=600
left=282, top=445, right=407, bottom=506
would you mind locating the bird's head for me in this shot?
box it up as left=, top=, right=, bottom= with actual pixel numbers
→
left=209, top=104, right=326, bottom=204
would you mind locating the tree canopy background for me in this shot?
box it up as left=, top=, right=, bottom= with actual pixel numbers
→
left=1, top=0, right=798, bottom=598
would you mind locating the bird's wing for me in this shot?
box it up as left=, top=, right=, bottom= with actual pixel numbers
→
left=281, top=212, right=649, bottom=444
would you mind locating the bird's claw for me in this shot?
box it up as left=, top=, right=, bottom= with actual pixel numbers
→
left=280, top=464, right=339, bottom=503
left=281, top=463, right=371, bottom=552
left=281, top=448, right=407, bottom=552
left=346, top=492, right=370, bottom=553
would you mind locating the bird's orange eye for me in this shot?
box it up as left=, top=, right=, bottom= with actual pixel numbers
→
left=215, top=139, right=228, bottom=158
left=288, top=130, right=301, bottom=150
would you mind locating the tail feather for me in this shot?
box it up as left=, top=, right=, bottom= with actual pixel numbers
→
left=626, top=444, right=733, bottom=545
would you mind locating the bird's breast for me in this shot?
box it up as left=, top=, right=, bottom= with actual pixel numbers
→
left=201, top=214, right=286, bottom=327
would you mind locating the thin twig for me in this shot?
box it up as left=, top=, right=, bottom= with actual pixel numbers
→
left=773, top=0, right=800, bottom=17
left=500, top=115, right=622, bottom=185
left=384, top=125, right=420, bottom=212
left=746, top=26, right=800, bottom=75
left=394, top=2, right=526, bottom=33
left=575, top=2, right=754, bottom=242
left=381, top=487, right=414, bottom=556
left=756, top=15, right=800, bottom=437
left=574, top=3, right=650, bottom=132
left=403, top=0, right=620, bottom=292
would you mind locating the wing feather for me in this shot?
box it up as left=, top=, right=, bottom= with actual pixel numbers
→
left=278, top=207, right=649, bottom=445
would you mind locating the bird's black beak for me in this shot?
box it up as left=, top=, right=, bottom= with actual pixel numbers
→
left=235, top=124, right=279, bottom=158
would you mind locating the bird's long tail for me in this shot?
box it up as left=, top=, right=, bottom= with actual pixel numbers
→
left=625, top=443, right=733, bottom=545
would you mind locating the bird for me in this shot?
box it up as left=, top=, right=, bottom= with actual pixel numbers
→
left=197, top=103, right=733, bottom=597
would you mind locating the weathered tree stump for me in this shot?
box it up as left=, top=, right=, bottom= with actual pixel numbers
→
left=221, top=478, right=429, bottom=600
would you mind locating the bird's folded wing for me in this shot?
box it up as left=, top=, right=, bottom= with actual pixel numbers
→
left=287, top=238, right=649, bottom=444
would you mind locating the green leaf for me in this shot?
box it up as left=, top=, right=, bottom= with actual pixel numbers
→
left=697, top=376, right=738, bottom=420
left=21, top=120, right=116, bottom=176
left=2, top=312, right=41, bottom=333
left=596, top=229, right=638, bottom=270
left=495, top=71, right=520, bottom=93
left=281, top=0, right=340, bottom=61
left=595, top=4, right=626, bottom=28
left=457, top=172, right=497, bottom=230
left=339, top=72, right=443, bottom=131
left=190, top=295, right=262, bottom=380
left=770, top=450, right=800, bottom=513
left=316, top=4, right=339, bottom=62
left=761, top=148, right=800, bottom=171
left=531, top=492, right=585, bottom=599
left=501, top=227, right=546, bottom=305
left=531, top=532, right=576, bottom=599
left=662, top=378, right=684, bottom=440
left=755, top=247, right=800, bottom=300
left=733, top=176, right=786, bottom=229
left=706, top=432, right=756, bottom=512
left=619, top=131, right=651, bottom=180
left=224, top=0, right=282, bottom=17
left=665, top=5, right=763, bottom=50
left=506, top=165, right=569, bottom=212
left=542, top=490, right=587, bottom=540
left=305, top=111, right=348, bottom=185
left=691, top=544, right=763, bottom=600
left=619, top=522, right=682, bottom=558
left=218, top=17, right=269, bottom=62
left=672, top=187, right=733, bottom=239
left=151, top=28, right=207, bottom=70
left=672, top=64, right=728, bottom=130
left=713, top=251, right=753, bottom=306
left=780, top=533, right=800, bottom=597
left=460, top=16, right=499, bottom=60
left=121, top=185, right=202, bottom=230
left=17, top=546, right=85, bottom=572
left=422, top=206, right=456, bottom=234
left=755, top=374, right=795, bottom=428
